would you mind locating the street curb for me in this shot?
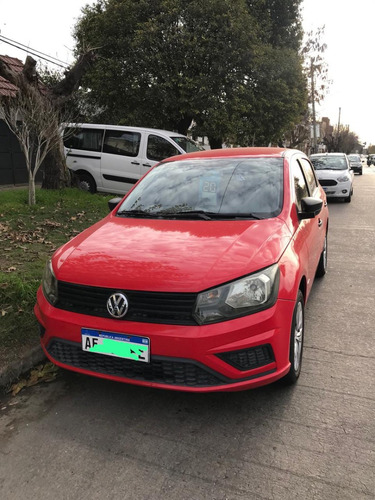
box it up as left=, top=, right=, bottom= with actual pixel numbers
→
left=0, top=345, right=46, bottom=393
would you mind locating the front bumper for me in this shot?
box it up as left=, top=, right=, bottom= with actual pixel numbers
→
left=320, top=180, right=352, bottom=198
left=35, top=287, right=295, bottom=392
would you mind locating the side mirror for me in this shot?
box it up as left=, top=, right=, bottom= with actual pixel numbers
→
left=108, top=197, right=122, bottom=212
left=299, top=197, right=323, bottom=219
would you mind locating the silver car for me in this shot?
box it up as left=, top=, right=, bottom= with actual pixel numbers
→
left=310, top=153, right=354, bottom=203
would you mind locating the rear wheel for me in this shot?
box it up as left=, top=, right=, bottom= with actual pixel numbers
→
left=78, top=173, right=97, bottom=194
left=281, top=290, right=304, bottom=385
left=316, top=233, right=328, bottom=277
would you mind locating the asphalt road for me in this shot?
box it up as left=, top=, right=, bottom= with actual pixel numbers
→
left=1, top=168, right=374, bottom=500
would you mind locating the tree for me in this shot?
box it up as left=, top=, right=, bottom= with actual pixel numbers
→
left=0, top=52, right=96, bottom=198
left=1, top=77, right=63, bottom=205
left=301, top=26, right=330, bottom=153
left=323, top=125, right=362, bottom=154
left=74, top=0, right=307, bottom=147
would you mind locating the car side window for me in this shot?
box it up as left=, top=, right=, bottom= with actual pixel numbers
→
left=63, top=128, right=104, bottom=152
left=292, top=160, right=309, bottom=211
left=103, top=130, right=141, bottom=157
left=299, top=158, right=318, bottom=195
left=147, top=135, right=180, bottom=162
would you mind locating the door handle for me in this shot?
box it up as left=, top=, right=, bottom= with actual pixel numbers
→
left=131, top=161, right=140, bottom=165
left=318, top=218, right=323, bottom=227
left=143, top=163, right=152, bottom=168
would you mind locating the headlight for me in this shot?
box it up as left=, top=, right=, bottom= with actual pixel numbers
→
left=42, top=259, right=58, bottom=305
left=193, top=264, right=279, bottom=325
left=337, top=175, right=350, bottom=182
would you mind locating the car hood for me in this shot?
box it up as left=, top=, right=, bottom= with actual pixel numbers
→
left=315, top=169, right=348, bottom=179
left=53, top=216, right=292, bottom=292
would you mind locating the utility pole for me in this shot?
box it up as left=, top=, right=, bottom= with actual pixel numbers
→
left=337, top=107, right=341, bottom=151
left=311, top=58, right=317, bottom=154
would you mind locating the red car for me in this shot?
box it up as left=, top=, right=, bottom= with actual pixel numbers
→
left=35, top=148, right=328, bottom=392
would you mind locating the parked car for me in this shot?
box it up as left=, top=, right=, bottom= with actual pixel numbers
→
left=35, top=147, right=329, bottom=392
left=310, top=153, right=354, bottom=203
left=63, top=124, right=202, bottom=194
left=347, top=154, right=363, bottom=175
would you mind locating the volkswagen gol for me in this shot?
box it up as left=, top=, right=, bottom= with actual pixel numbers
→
left=35, top=148, right=329, bottom=392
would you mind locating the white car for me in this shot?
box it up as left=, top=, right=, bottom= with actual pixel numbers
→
left=310, top=153, right=354, bottom=203
left=63, top=124, right=202, bottom=194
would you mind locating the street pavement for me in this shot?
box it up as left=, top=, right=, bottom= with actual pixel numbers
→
left=0, top=167, right=374, bottom=500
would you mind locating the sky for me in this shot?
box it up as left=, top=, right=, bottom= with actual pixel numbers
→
left=1, top=0, right=374, bottom=145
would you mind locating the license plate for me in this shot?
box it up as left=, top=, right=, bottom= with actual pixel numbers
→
left=81, top=328, right=150, bottom=363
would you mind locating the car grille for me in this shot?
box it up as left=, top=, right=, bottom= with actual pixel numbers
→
left=56, top=281, right=197, bottom=325
left=47, top=339, right=227, bottom=387
left=217, top=344, right=274, bottom=371
left=319, top=179, right=337, bottom=186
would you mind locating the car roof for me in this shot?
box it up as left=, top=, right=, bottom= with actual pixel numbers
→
left=310, top=153, right=346, bottom=157
left=63, top=123, right=186, bottom=137
left=165, top=147, right=303, bottom=163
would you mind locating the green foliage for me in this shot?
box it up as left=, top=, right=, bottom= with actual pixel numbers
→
left=0, top=188, right=113, bottom=362
left=74, top=0, right=306, bottom=145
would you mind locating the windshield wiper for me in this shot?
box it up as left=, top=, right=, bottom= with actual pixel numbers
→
left=212, top=213, right=263, bottom=220
left=158, top=210, right=213, bottom=220
left=159, top=211, right=263, bottom=220
left=116, top=209, right=155, bottom=218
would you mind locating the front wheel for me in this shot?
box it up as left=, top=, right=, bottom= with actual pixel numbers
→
left=344, top=192, right=351, bottom=203
left=281, top=290, right=304, bottom=385
left=78, top=173, right=97, bottom=194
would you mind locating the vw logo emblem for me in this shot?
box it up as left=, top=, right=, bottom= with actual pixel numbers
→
left=107, top=293, right=128, bottom=318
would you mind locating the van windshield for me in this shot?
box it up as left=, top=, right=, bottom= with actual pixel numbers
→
left=172, top=137, right=201, bottom=153
left=117, top=158, right=284, bottom=219
left=310, top=156, right=348, bottom=170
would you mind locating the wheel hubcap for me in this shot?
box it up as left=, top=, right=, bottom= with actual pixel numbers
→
left=294, top=302, right=303, bottom=372
left=79, top=180, right=90, bottom=191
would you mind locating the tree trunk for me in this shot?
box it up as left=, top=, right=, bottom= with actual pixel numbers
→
left=176, top=115, right=193, bottom=136
left=41, top=145, right=70, bottom=189
left=28, top=172, right=36, bottom=206
left=208, top=136, right=223, bottom=149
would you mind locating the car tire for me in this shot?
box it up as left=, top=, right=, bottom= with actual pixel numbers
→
left=316, top=233, right=327, bottom=277
left=344, top=191, right=352, bottom=203
left=281, top=290, right=304, bottom=385
left=359, top=169, right=363, bottom=175
left=78, top=173, right=97, bottom=194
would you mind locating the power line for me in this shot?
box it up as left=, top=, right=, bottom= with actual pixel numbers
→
left=0, top=34, right=70, bottom=69
left=0, top=34, right=69, bottom=65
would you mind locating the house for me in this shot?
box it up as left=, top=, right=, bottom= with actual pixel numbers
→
left=0, top=55, right=29, bottom=186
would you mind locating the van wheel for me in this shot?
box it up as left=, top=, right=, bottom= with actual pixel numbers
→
left=281, top=290, right=304, bottom=385
left=78, top=173, right=96, bottom=193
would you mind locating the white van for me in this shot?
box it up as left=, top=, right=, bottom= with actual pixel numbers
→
left=63, top=124, right=201, bottom=194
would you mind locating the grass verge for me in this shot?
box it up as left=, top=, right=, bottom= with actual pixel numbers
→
left=0, top=187, right=114, bottom=368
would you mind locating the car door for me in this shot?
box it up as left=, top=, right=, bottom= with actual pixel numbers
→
left=100, top=129, right=142, bottom=193
left=63, top=127, right=104, bottom=187
left=299, top=157, right=327, bottom=272
left=291, top=158, right=321, bottom=293
left=140, top=134, right=182, bottom=177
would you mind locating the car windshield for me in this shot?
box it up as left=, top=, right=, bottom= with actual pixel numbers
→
left=171, top=137, right=202, bottom=153
left=310, top=156, right=347, bottom=170
left=348, top=156, right=360, bottom=161
left=117, top=158, right=284, bottom=219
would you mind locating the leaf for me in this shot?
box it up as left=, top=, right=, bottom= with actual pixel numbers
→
left=9, top=362, right=59, bottom=396
left=1, top=309, right=7, bottom=317
left=11, top=380, right=27, bottom=396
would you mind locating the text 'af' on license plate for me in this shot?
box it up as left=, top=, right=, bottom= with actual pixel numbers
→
left=81, top=328, right=150, bottom=363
